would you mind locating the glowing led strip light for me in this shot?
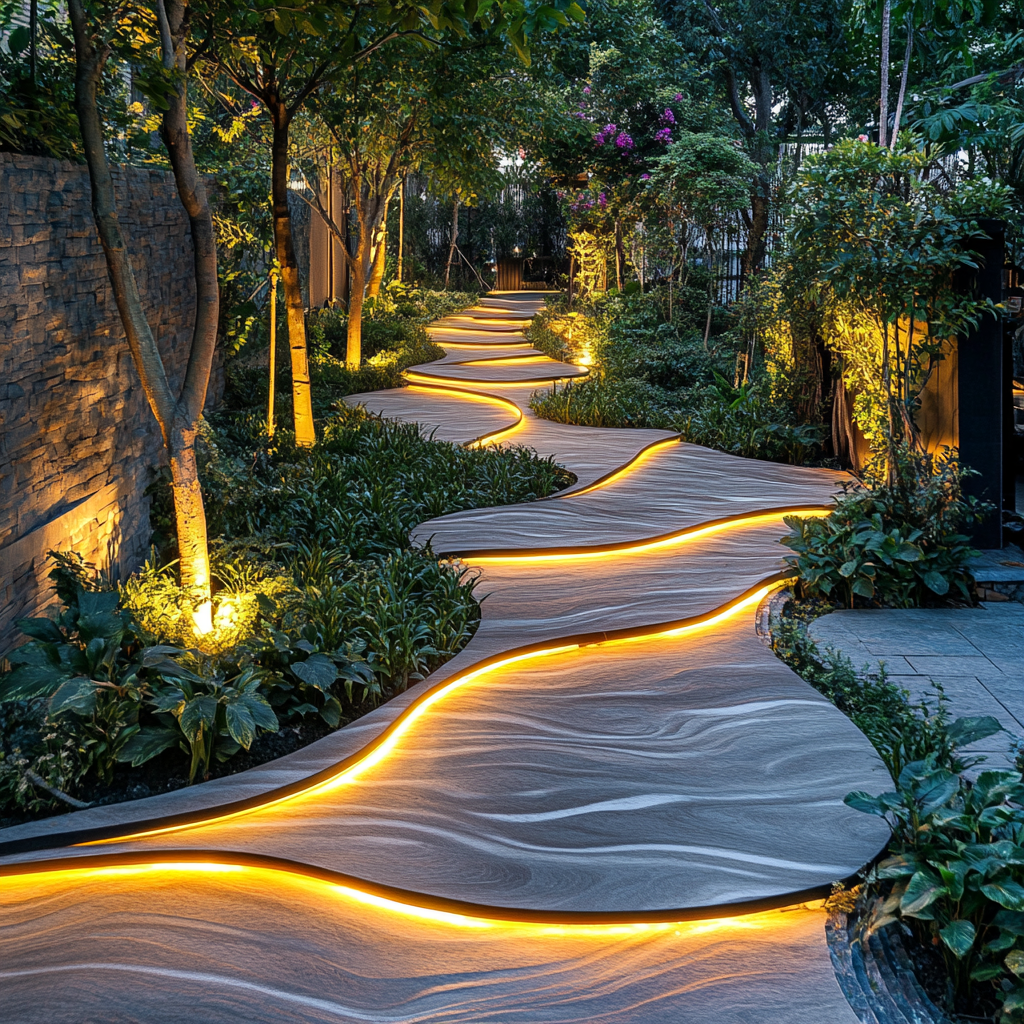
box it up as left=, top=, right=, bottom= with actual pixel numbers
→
left=401, top=384, right=525, bottom=448
left=0, top=855, right=815, bottom=933
left=565, top=437, right=682, bottom=496
left=73, top=582, right=781, bottom=847
left=469, top=509, right=832, bottom=564
left=405, top=370, right=584, bottom=388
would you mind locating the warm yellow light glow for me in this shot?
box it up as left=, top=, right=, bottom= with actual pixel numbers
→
left=83, top=579, right=789, bottom=846
left=471, top=509, right=831, bottom=565
left=399, top=383, right=525, bottom=449
left=214, top=596, right=241, bottom=631
left=461, top=355, right=554, bottom=367
left=0, top=859, right=792, bottom=937
left=577, top=348, right=593, bottom=368
left=405, top=371, right=571, bottom=388
left=566, top=437, right=682, bottom=496
left=191, top=600, right=213, bottom=635
left=468, top=416, right=529, bottom=448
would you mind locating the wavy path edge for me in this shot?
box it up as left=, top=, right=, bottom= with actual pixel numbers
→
left=0, top=846, right=861, bottom=928
left=0, top=578, right=789, bottom=859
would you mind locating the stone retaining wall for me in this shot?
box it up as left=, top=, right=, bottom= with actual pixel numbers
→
left=0, top=152, right=219, bottom=654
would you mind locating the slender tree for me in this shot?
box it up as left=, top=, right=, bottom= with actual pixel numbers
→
left=68, top=0, right=219, bottom=627
left=659, top=0, right=851, bottom=276
left=879, top=0, right=891, bottom=145
left=298, top=38, right=538, bottom=365
left=890, top=11, right=913, bottom=143
left=212, top=0, right=580, bottom=410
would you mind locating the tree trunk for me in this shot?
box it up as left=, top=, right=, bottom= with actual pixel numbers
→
left=70, top=0, right=214, bottom=611
left=891, top=15, right=913, bottom=145
left=444, top=196, right=459, bottom=289
left=880, top=0, right=891, bottom=147
left=614, top=218, right=624, bottom=291
left=168, top=426, right=209, bottom=611
left=346, top=238, right=370, bottom=368
left=396, top=176, right=405, bottom=283
left=367, top=207, right=388, bottom=299
left=742, top=183, right=771, bottom=279
left=270, top=111, right=316, bottom=446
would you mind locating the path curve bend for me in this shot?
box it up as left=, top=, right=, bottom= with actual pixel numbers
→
left=0, top=292, right=889, bottom=1023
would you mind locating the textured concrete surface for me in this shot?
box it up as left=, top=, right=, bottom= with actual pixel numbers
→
left=810, top=602, right=1024, bottom=768
left=0, top=293, right=880, bottom=1022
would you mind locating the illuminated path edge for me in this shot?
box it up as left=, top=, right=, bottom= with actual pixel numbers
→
left=0, top=292, right=886, bottom=1024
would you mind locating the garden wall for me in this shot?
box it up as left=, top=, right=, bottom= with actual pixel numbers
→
left=0, top=152, right=221, bottom=655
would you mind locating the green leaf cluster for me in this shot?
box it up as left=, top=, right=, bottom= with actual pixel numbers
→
left=846, top=749, right=1024, bottom=1020
left=781, top=443, right=991, bottom=608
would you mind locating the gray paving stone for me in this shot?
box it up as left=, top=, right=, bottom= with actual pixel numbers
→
left=808, top=605, right=1024, bottom=769
left=903, top=655, right=1005, bottom=676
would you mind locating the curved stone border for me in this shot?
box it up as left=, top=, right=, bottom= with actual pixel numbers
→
left=827, top=910, right=952, bottom=1024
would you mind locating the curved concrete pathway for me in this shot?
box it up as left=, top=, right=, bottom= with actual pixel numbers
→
left=0, top=293, right=889, bottom=1022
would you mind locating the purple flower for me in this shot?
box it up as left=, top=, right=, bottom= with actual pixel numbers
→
left=583, top=86, right=591, bottom=95
left=640, top=173, right=650, bottom=180
left=598, top=192, right=608, bottom=207
left=655, top=127, right=672, bottom=144
left=673, top=92, right=683, bottom=101
left=593, top=132, right=606, bottom=145
left=614, top=131, right=634, bottom=150
left=603, top=123, right=617, bottom=136
left=660, top=108, right=675, bottom=125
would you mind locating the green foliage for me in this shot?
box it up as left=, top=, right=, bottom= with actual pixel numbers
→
left=528, top=290, right=822, bottom=464
left=782, top=446, right=990, bottom=607
left=845, top=754, right=1024, bottom=1021
left=0, top=557, right=285, bottom=802
left=532, top=375, right=670, bottom=428
left=201, top=404, right=569, bottom=557
left=674, top=375, right=826, bottom=464
left=2, top=377, right=570, bottom=818
left=787, top=138, right=1013, bottom=452
left=644, top=131, right=758, bottom=227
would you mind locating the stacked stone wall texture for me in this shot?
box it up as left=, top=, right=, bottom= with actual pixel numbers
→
left=0, top=152, right=219, bottom=654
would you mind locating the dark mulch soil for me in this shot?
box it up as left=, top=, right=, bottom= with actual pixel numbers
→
left=902, top=922, right=1000, bottom=1022
left=0, top=709, right=362, bottom=832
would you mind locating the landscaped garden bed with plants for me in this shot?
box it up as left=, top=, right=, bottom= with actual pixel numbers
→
left=527, top=288, right=828, bottom=465
left=766, top=444, right=1024, bottom=1021
left=0, top=291, right=571, bottom=828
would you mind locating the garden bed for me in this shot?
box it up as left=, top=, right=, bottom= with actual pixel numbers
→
left=525, top=289, right=828, bottom=466
left=0, top=290, right=573, bottom=829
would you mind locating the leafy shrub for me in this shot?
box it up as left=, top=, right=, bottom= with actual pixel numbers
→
left=530, top=376, right=669, bottom=428
left=2, top=391, right=569, bottom=819
left=773, top=600, right=1015, bottom=1018
left=672, top=376, right=826, bottom=465
left=847, top=752, right=1024, bottom=1022
left=198, top=404, right=570, bottom=557
left=527, top=290, right=822, bottom=465
left=782, top=446, right=989, bottom=607
left=225, top=282, right=464, bottom=416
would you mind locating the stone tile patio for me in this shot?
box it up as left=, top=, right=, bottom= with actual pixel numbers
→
left=809, top=601, right=1024, bottom=770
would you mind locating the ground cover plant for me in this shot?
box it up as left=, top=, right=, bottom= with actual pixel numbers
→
left=772, top=599, right=1015, bottom=1020
left=773, top=563, right=1024, bottom=1023
left=0, top=403, right=570, bottom=826
left=528, top=289, right=826, bottom=464
left=229, top=282, right=471, bottom=419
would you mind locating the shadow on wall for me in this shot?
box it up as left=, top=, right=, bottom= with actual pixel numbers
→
left=0, top=153, right=222, bottom=656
